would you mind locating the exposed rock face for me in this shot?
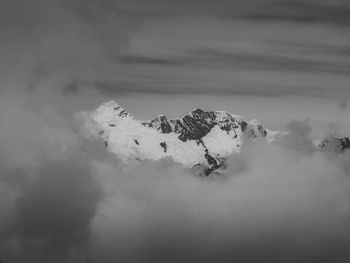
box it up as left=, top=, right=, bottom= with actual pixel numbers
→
left=142, top=115, right=173, bottom=134
left=339, top=137, right=350, bottom=151
left=316, top=137, right=350, bottom=153
left=160, top=142, right=167, bottom=153
left=76, top=100, right=281, bottom=174
left=143, top=108, right=246, bottom=143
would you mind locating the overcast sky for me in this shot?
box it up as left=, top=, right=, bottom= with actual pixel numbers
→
left=2, top=1, right=350, bottom=263
left=2, top=0, right=350, bottom=99
left=0, top=0, right=349, bottom=137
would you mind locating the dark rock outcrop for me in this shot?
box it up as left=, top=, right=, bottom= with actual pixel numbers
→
left=339, top=137, right=350, bottom=151
left=142, top=108, right=243, bottom=143
left=160, top=142, right=167, bottom=153
left=317, top=137, right=350, bottom=153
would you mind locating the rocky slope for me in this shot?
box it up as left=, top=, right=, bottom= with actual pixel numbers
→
left=314, top=136, right=350, bottom=153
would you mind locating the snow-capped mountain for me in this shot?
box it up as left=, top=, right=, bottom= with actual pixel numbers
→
left=76, top=101, right=350, bottom=175
left=76, top=101, right=283, bottom=174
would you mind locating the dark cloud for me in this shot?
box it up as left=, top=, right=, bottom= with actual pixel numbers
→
left=65, top=0, right=350, bottom=25
left=119, top=50, right=350, bottom=74
left=2, top=0, right=350, bottom=98
left=0, top=92, right=103, bottom=262
left=241, top=1, right=350, bottom=25
left=5, top=159, right=100, bottom=263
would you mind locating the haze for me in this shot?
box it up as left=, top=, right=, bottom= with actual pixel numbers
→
left=0, top=0, right=350, bottom=262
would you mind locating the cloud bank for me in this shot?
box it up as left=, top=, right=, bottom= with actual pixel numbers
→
left=0, top=1, right=349, bottom=262
left=1, top=81, right=350, bottom=263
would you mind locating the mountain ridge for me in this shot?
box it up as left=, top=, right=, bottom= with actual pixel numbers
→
left=76, top=101, right=283, bottom=174
left=76, top=100, right=349, bottom=175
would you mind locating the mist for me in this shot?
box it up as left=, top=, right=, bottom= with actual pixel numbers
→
left=1, top=89, right=350, bottom=262
left=1, top=0, right=350, bottom=262
left=87, top=123, right=350, bottom=263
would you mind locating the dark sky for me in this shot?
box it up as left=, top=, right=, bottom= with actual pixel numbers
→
left=1, top=0, right=350, bottom=98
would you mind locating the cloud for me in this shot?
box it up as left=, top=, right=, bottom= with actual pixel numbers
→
left=1, top=158, right=101, bottom=263
left=64, top=0, right=350, bottom=25
left=0, top=1, right=350, bottom=262
left=1, top=79, right=350, bottom=263
left=0, top=2, right=110, bottom=260
left=0, top=83, right=103, bottom=262
left=81, top=136, right=350, bottom=263
left=340, top=99, right=348, bottom=112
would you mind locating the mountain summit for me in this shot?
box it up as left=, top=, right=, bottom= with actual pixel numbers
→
left=77, top=101, right=282, bottom=174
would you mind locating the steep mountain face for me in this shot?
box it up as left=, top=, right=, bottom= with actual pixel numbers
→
left=77, top=101, right=282, bottom=174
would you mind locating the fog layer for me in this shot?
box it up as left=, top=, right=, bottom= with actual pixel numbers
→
left=1, top=1, right=350, bottom=262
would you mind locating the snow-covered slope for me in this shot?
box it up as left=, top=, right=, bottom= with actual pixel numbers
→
left=76, top=101, right=282, bottom=174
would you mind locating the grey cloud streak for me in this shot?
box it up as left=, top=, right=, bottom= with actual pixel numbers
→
left=67, top=0, right=350, bottom=25
left=2, top=0, right=350, bottom=98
